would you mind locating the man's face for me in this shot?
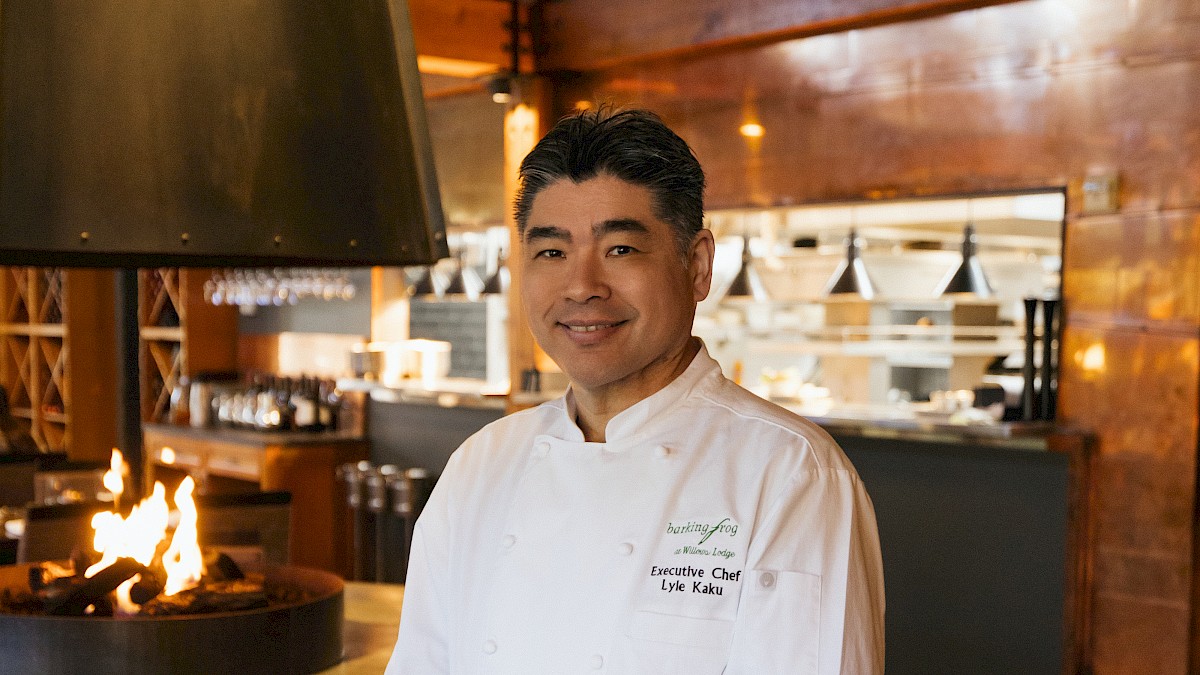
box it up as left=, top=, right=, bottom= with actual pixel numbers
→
left=520, top=174, right=713, bottom=401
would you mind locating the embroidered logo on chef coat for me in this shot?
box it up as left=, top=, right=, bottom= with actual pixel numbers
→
left=646, top=516, right=744, bottom=599
left=666, top=517, right=739, bottom=558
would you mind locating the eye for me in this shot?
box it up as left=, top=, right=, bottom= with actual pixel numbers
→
left=534, top=248, right=564, bottom=259
left=608, top=245, right=636, bottom=256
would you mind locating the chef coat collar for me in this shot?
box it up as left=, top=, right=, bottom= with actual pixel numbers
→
left=557, top=338, right=722, bottom=445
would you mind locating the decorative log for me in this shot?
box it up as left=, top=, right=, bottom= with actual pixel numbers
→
left=44, top=558, right=145, bottom=616
left=129, top=568, right=165, bottom=606
left=139, top=578, right=267, bottom=616
left=204, top=551, right=246, bottom=582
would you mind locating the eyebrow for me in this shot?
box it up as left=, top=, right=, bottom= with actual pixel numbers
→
left=523, top=218, right=651, bottom=244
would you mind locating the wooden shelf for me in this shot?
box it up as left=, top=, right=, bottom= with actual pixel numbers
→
left=139, top=326, right=184, bottom=342
left=0, top=324, right=66, bottom=338
left=0, top=267, right=116, bottom=458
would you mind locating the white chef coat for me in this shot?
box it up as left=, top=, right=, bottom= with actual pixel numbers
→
left=387, top=343, right=884, bottom=674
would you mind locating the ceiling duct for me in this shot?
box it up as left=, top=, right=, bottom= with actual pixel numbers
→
left=0, top=0, right=447, bottom=267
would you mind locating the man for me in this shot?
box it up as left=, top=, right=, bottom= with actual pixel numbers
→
left=388, top=108, right=884, bottom=674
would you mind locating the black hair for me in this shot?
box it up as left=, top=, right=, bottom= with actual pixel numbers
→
left=513, top=107, right=705, bottom=257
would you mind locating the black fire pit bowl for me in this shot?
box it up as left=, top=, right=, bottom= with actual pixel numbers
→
left=0, top=563, right=344, bottom=675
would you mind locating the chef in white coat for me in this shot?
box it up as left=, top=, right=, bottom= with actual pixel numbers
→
left=388, top=108, right=884, bottom=674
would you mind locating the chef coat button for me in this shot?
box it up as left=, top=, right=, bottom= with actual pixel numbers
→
left=654, top=445, right=669, bottom=458
left=534, top=441, right=551, bottom=456
left=483, top=639, right=498, bottom=655
left=589, top=654, right=604, bottom=669
left=617, top=542, right=634, bottom=556
left=501, top=534, right=517, bottom=549
left=759, top=571, right=776, bottom=588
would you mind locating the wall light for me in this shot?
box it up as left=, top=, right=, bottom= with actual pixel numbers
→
left=739, top=122, right=765, bottom=138
left=486, top=74, right=512, bottom=104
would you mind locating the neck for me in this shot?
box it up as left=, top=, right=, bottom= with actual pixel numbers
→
left=571, top=337, right=700, bottom=443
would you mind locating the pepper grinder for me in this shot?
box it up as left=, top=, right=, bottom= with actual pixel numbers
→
left=1040, top=297, right=1059, bottom=421
left=1022, top=297, right=1039, bottom=421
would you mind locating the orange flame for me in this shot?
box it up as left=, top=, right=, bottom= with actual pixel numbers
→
left=85, top=476, right=206, bottom=613
left=102, top=448, right=124, bottom=507
left=162, top=477, right=204, bottom=595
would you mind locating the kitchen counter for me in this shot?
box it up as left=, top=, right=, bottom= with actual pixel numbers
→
left=339, top=376, right=510, bottom=412
left=322, top=581, right=405, bottom=674
left=145, top=423, right=365, bottom=447
left=144, top=423, right=369, bottom=576
left=795, top=407, right=1068, bottom=452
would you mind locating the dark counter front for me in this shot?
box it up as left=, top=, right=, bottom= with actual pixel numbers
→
left=366, top=396, right=505, bottom=476
left=828, top=426, right=1088, bottom=675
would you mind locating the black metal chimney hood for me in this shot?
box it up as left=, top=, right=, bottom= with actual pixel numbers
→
left=0, top=0, right=448, bottom=267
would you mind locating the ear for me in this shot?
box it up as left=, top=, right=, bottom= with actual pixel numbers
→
left=689, top=229, right=716, bottom=302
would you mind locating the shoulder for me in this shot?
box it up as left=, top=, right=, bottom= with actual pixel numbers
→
left=469, top=400, right=560, bottom=445
left=689, top=376, right=854, bottom=473
left=443, top=399, right=561, bottom=469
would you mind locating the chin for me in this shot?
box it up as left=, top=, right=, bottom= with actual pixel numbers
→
left=559, top=364, right=629, bottom=392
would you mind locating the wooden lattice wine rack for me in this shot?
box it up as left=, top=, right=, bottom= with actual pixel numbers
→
left=0, top=268, right=68, bottom=451
left=0, top=267, right=235, bottom=461
left=139, top=268, right=184, bottom=424
left=138, top=268, right=238, bottom=424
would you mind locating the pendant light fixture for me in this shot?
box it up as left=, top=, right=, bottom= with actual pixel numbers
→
left=937, top=203, right=993, bottom=297
left=724, top=233, right=769, bottom=301
left=409, top=265, right=439, bottom=298
left=822, top=210, right=877, bottom=299
left=480, top=249, right=509, bottom=295
left=442, top=252, right=482, bottom=299
left=485, top=0, right=522, bottom=104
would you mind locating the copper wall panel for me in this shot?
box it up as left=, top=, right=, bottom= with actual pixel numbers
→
left=1065, top=210, right=1200, bottom=330
left=1058, top=321, right=1198, bottom=672
left=1058, top=327, right=1199, bottom=467
left=548, top=0, right=1200, bottom=670
left=540, top=0, right=1024, bottom=71
left=1090, top=592, right=1188, bottom=674
left=560, top=3, right=1200, bottom=210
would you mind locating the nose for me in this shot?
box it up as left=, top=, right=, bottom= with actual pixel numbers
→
left=562, top=254, right=609, bottom=303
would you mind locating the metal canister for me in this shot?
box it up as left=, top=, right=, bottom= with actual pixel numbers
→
left=389, top=468, right=431, bottom=583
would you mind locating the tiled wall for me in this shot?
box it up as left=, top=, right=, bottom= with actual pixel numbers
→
left=559, top=0, right=1200, bottom=670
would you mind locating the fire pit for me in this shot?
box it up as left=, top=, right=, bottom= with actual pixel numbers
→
left=0, top=562, right=343, bottom=674
left=0, top=453, right=345, bottom=674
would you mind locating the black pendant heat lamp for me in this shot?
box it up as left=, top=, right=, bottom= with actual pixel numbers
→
left=937, top=222, right=993, bottom=297
left=481, top=251, right=509, bottom=295
left=822, top=228, right=876, bottom=299
left=442, top=264, right=467, bottom=296
left=725, top=235, right=770, bottom=301
left=443, top=254, right=482, bottom=299
left=410, top=266, right=439, bottom=298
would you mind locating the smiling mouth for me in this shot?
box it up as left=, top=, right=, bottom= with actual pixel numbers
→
left=561, top=321, right=625, bottom=333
